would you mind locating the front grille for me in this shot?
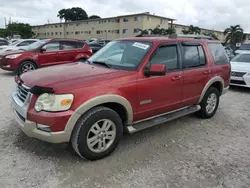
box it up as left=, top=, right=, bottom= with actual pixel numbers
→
left=231, top=71, right=247, bottom=77
left=230, top=80, right=246, bottom=85
left=15, top=110, right=25, bottom=122
left=16, top=84, right=30, bottom=102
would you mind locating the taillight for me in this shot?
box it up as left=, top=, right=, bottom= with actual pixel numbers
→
left=88, top=48, right=93, bottom=54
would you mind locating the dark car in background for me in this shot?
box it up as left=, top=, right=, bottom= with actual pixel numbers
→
left=0, top=38, right=9, bottom=46
left=0, top=39, right=92, bottom=74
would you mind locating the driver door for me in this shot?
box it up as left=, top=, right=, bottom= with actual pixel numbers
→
left=136, top=43, right=183, bottom=121
left=37, top=42, right=61, bottom=66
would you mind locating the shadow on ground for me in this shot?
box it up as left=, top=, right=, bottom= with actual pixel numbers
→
left=0, top=71, right=16, bottom=77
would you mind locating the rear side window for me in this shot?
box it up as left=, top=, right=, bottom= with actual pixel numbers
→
left=0, top=40, right=8, bottom=45
left=76, top=42, right=85, bottom=48
left=182, top=45, right=206, bottom=68
left=61, top=41, right=77, bottom=50
left=208, top=43, right=229, bottom=64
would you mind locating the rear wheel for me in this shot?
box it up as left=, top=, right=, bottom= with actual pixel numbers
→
left=71, top=106, right=123, bottom=160
left=18, top=61, right=37, bottom=74
left=78, top=58, right=87, bottom=63
left=198, top=87, right=220, bottom=118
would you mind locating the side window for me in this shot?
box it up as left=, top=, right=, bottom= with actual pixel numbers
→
left=149, top=45, right=178, bottom=71
left=17, top=42, right=29, bottom=46
left=26, top=40, right=37, bottom=45
left=208, top=43, right=229, bottom=64
left=43, top=42, right=60, bottom=52
left=182, top=45, right=206, bottom=68
left=76, top=42, right=85, bottom=48
left=61, top=41, right=77, bottom=50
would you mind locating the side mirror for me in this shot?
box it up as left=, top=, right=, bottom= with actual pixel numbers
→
left=144, top=64, right=166, bottom=77
left=40, top=47, right=46, bottom=53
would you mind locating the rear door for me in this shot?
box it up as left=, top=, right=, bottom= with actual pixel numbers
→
left=37, top=41, right=60, bottom=66
left=57, top=41, right=78, bottom=64
left=181, top=42, right=211, bottom=106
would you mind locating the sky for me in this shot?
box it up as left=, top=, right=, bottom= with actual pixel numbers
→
left=0, top=0, right=250, bottom=32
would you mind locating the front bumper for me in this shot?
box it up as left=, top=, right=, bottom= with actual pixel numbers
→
left=230, top=73, right=250, bottom=88
left=11, top=88, right=80, bottom=144
left=0, top=58, right=17, bottom=71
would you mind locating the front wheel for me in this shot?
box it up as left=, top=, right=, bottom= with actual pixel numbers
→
left=18, top=61, right=37, bottom=74
left=198, top=87, right=220, bottom=118
left=71, top=106, right=123, bottom=160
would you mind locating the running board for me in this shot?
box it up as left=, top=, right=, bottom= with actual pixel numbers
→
left=125, top=105, right=201, bottom=134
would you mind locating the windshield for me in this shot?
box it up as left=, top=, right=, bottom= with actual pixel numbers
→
left=239, top=44, right=250, bottom=50
left=231, top=53, right=250, bottom=63
left=27, top=40, right=49, bottom=50
left=87, top=40, right=152, bottom=71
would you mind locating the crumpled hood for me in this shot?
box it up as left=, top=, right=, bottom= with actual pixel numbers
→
left=20, top=62, right=134, bottom=91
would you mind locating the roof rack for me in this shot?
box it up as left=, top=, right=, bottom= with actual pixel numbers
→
left=169, top=34, right=215, bottom=40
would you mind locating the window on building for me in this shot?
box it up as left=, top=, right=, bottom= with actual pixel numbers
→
left=60, top=32, right=62, bottom=35
left=66, top=32, right=69, bottom=35
left=51, top=32, right=54, bottom=35
left=55, top=32, right=58, bottom=35
left=123, top=18, right=129, bottom=22
left=55, top=25, right=58, bottom=28
left=182, top=45, right=206, bottom=68
left=75, top=31, right=80, bottom=35
left=108, top=30, right=110, bottom=33
left=89, top=31, right=91, bottom=34
left=116, top=19, right=120, bottom=23
left=123, top=29, right=128, bottom=33
left=160, top=19, right=164, bottom=24
left=208, top=43, right=229, bottom=64
left=147, top=16, right=151, bottom=21
left=81, top=31, right=83, bottom=33
left=60, top=25, right=62, bottom=27
left=134, top=16, right=141, bottom=21
left=149, top=45, right=178, bottom=71
left=71, top=32, right=73, bottom=34
left=116, top=30, right=120, bottom=34
left=97, top=31, right=101, bottom=34
left=134, top=28, right=140, bottom=33
left=47, top=32, right=49, bottom=35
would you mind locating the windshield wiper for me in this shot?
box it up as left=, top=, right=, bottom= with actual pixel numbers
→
left=92, top=61, right=112, bottom=68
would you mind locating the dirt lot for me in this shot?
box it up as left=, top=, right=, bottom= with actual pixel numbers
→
left=0, top=69, right=250, bottom=188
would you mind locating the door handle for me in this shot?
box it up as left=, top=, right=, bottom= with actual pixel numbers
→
left=171, top=75, right=182, bottom=81
left=204, top=70, right=211, bottom=74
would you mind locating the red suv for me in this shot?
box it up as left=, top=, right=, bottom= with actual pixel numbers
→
left=11, top=36, right=230, bottom=160
left=0, top=39, right=92, bottom=74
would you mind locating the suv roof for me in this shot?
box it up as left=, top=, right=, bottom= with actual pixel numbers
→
left=49, top=38, right=86, bottom=42
left=118, top=36, right=220, bottom=43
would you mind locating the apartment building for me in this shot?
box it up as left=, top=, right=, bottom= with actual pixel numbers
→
left=32, top=12, right=227, bottom=41
left=32, top=12, right=174, bottom=40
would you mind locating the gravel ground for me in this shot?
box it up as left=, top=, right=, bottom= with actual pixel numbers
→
left=0, top=69, right=250, bottom=188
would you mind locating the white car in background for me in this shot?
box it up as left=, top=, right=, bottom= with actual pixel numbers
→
left=234, top=43, right=250, bottom=55
left=230, top=52, right=250, bottom=88
left=0, top=39, right=39, bottom=55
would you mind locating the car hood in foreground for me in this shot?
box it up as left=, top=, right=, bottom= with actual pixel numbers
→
left=20, top=62, right=134, bottom=92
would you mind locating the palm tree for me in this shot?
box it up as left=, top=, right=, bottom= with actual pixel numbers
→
left=224, top=25, right=243, bottom=45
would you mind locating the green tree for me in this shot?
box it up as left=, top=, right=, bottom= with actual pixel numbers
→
left=224, top=25, right=243, bottom=45
left=3, top=23, right=33, bottom=38
left=182, top=25, right=201, bottom=34
left=89, top=15, right=101, bottom=19
left=57, top=7, right=88, bottom=22
left=0, top=28, right=8, bottom=38
left=165, top=28, right=176, bottom=35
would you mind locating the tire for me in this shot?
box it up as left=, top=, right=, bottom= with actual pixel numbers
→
left=198, top=87, right=220, bottom=118
left=78, top=58, right=87, bottom=63
left=71, top=106, right=123, bottom=161
left=18, top=61, right=37, bottom=74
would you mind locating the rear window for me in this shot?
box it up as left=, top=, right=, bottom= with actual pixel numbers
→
left=208, top=43, right=229, bottom=64
left=231, top=53, right=250, bottom=63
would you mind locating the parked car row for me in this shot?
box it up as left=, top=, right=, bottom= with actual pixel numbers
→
left=0, top=39, right=92, bottom=74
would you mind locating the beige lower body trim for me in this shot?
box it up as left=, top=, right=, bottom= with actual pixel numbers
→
left=13, top=109, right=71, bottom=143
